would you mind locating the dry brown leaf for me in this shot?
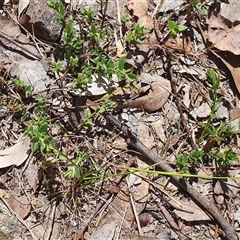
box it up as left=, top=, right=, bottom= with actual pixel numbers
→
left=24, top=162, right=39, bottom=190
left=137, top=123, right=154, bottom=148
left=137, top=15, right=154, bottom=30
left=116, top=39, right=125, bottom=57
left=0, top=16, right=21, bottom=39
left=0, top=137, right=30, bottom=168
left=117, top=76, right=171, bottom=113
left=207, top=12, right=240, bottom=54
left=165, top=36, right=192, bottom=53
left=89, top=221, right=117, bottom=240
left=127, top=0, right=148, bottom=17
left=219, top=0, right=240, bottom=24
left=8, top=193, right=31, bottom=219
left=230, top=107, right=240, bottom=121
left=18, top=0, right=30, bottom=19
left=211, top=50, right=240, bottom=94
left=173, top=199, right=210, bottom=221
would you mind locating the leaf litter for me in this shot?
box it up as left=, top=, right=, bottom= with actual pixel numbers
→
left=0, top=0, right=240, bottom=240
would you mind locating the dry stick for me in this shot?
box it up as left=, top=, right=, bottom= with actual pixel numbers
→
left=103, top=112, right=238, bottom=240
left=74, top=156, right=136, bottom=240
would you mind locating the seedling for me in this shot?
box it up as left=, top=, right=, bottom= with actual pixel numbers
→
left=167, top=20, right=187, bottom=39
left=190, top=0, right=209, bottom=14
left=125, top=24, right=150, bottom=44
left=13, top=78, right=32, bottom=98
left=121, top=14, right=131, bottom=23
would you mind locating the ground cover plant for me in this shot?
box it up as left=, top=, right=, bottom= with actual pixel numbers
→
left=0, top=0, right=240, bottom=239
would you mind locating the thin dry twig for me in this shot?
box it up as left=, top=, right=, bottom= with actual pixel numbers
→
left=74, top=156, right=136, bottom=240
left=129, top=191, right=143, bottom=235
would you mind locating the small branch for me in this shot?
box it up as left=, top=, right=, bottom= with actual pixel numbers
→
left=103, top=112, right=238, bottom=240
left=74, top=156, right=136, bottom=240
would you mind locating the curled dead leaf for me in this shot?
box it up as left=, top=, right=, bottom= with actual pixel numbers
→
left=127, top=0, right=148, bottom=17
left=117, top=79, right=171, bottom=113
left=137, top=15, right=154, bottom=30
left=207, top=12, right=240, bottom=55
left=8, top=193, right=31, bottom=219
left=0, top=137, right=31, bottom=168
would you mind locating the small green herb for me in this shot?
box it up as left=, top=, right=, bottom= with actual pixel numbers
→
left=167, top=20, right=187, bottom=39
left=13, top=78, right=32, bottom=98
left=121, top=14, right=131, bottom=23
left=125, top=24, right=149, bottom=44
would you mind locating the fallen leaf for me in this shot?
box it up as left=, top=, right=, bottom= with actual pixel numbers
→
left=0, top=16, right=21, bottom=39
left=116, top=39, right=125, bottom=57
left=190, top=102, right=211, bottom=119
left=117, top=74, right=171, bottom=112
left=24, top=162, right=39, bottom=191
left=0, top=137, right=31, bottom=168
left=137, top=15, right=154, bottom=30
left=211, top=50, right=240, bottom=94
left=127, top=0, right=148, bottom=17
left=89, top=221, right=117, bottom=240
left=8, top=193, right=31, bottom=219
left=219, top=0, right=240, bottom=23
left=173, top=199, right=210, bottom=221
left=151, top=119, right=166, bottom=143
left=81, top=74, right=119, bottom=96
left=207, top=12, right=240, bottom=54
left=137, top=123, right=154, bottom=148
left=18, top=0, right=30, bottom=19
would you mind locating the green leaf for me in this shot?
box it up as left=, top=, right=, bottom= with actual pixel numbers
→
left=31, top=143, right=39, bottom=152
left=178, top=25, right=188, bottom=31
left=167, top=20, right=177, bottom=29
left=59, top=2, right=65, bottom=17
left=38, top=123, right=48, bottom=133
left=118, top=58, right=125, bottom=71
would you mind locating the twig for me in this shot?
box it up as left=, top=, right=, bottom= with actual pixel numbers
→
left=45, top=201, right=56, bottom=240
left=74, top=156, right=136, bottom=240
left=0, top=30, right=41, bottom=60
left=103, top=112, right=238, bottom=240
left=129, top=192, right=143, bottom=235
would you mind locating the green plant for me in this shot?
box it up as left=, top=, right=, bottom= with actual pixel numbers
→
left=13, top=78, right=32, bottom=98
left=190, top=0, right=209, bottom=14
left=48, top=1, right=136, bottom=91
left=52, top=61, right=63, bottom=72
left=167, top=20, right=187, bottom=39
left=24, top=97, right=56, bottom=155
left=176, top=70, right=238, bottom=172
left=176, top=154, right=190, bottom=173
left=121, top=14, right=131, bottom=23
left=125, top=24, right=149, bottom=44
